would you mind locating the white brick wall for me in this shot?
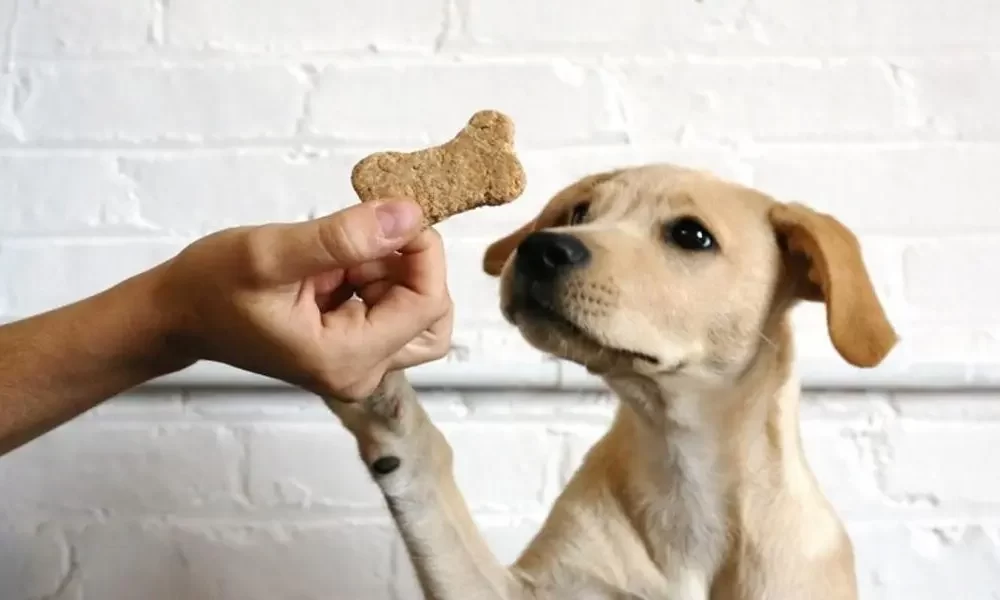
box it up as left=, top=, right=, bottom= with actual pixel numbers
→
left=1, top=0, right=999, bottom=597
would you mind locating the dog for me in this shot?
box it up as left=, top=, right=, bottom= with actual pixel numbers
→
left=326, top=163, right=898, bottom=599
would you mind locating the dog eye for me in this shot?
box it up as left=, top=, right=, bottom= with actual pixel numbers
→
left=568, top=202, right=590, bottom=226
left=665, top=217, right=716, bottom=251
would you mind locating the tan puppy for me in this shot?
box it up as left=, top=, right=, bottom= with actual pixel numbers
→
left=327, top=164, right=897, bottom=599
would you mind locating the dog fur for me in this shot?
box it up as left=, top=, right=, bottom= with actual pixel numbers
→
left=326, top=163, right=898, bottom=599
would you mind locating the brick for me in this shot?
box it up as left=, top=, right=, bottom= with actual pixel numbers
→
left=799, top=422, right=892, bottom=517
left=307, top=61, right=620, bottom=146
left=475, top=517, right=546, bottom=564
left=892, top=392, right=1000, bottom=421
left=460, top=0, right=1000, bottom=54
left=65, top=521, right=398, bottom=600
left=12, top=0, right=154, bottom=56
left=881, top=421, right=1000, bottom=505
left=0, top=3, right=15, bottom=58
left=473, top=328, right=555, bottom=364
left=166, top=0, right=443, bottom=52
left=617, top=59, right=910, bottom=143
left=901, top=58, right=1000, bottom=139
left=89, top=391, right=185, bottom=418
left=0, top=72, right=25, bottom=141
left=801, top=392, right=896, bottom=424
left=1, top=0, right=999, bottom=595
left=7, top=152, right=740, bottom=244
left=0, top=423, right=243, bottom=516
left=460, top=0, right=749, bottom=52
left=188, top=389, right=467, bottom=422
left=11, top=64, right=308, bottom=142
left=105, top=144, right=735, bottom=239
left=749, top=0, right=1000, bottom=53
left=749, top=145, right=1000, bottom=235
left=186, top=389, right=330, bottom=421
left=462, top=391, right=615, bottom=421
left=0, top=154, right=142, bottom=234
left=248, top=421, right=558, bottom=513
left=0, top=525, right=68, bottom=600
left=850, top=523, right=1000, bottom=600
left=246, top=423, right=385, bottom=509
left=118, top=151, right=361, bottom=234
left=0, top=240, right=183, bottom=315
left=903, top=240, right=1000, bottom=320
left=439, top=423, right=560, bottom=512
left=883, top=327, right=1000, bottom=366
left=438, top=238, right=507, bottom=329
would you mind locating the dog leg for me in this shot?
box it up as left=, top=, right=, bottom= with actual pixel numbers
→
left=325, top=370, right=527, bottom=600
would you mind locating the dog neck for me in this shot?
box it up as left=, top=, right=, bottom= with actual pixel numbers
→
left=605, top=312, right=803, bottom=463
left=597, top=312, right=812, bottom=576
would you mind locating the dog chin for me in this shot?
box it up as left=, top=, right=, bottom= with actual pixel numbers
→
left=508, top=303, right=658, bottom=372
left=517, top=319, right=613, bottom=371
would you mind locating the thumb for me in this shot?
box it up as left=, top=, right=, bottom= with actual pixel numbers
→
left=257, top=199, right=424, bottom=283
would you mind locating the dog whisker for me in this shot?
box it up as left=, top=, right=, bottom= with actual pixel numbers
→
left=755, top=329, right=778, bottom=351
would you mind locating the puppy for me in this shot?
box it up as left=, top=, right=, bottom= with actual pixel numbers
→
left=327, top=164, right=897, bottom=599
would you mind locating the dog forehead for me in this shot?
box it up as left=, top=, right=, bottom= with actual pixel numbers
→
left=533, top=165, right=778, bottom=244
left=590, top=167, right=770, bottom=217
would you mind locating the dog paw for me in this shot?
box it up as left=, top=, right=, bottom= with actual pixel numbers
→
left=323, top=370, right=444, bottom=485
left=324, top=370, right=415, bottom=436
left=364, top=371, right=407, bottom=424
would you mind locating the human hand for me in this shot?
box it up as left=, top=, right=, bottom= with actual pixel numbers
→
left=155, top=199, right=453, bottom=400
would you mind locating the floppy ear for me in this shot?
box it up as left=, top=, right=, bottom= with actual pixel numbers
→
left=483, top=219, right=538, bottom=276
left=482, top=170, right=621, bottom=277
left=769, top=202, right=898, bottom=368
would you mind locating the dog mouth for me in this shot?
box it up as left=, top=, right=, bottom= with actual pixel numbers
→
left=514, top=290, right=660, bottom=366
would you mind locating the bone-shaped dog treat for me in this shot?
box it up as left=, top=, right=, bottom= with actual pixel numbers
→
left=351, top=110, right=527, bottom=227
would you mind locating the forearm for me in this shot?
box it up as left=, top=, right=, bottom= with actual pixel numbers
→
left=0, top=262, right=193, bottom=456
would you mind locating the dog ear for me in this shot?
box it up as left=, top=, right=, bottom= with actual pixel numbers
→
left=482, top=170, right=621, bottom=277
left=483, top=220, right=539, bottom=277
left=769, top=203, right=898, bottom=368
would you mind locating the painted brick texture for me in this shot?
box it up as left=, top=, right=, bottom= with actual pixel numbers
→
left=1, top=0, right=999, bottom=597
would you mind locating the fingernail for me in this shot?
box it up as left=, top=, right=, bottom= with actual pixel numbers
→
left=375, top=200, right=422, bottom=239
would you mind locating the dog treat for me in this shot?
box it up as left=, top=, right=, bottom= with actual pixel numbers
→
left=351, top=110, right=527, bottom=227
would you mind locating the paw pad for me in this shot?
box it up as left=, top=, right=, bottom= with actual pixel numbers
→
left=371, top=455, right=401, bottom=475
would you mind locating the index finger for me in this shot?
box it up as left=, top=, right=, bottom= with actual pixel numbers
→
left=346, top=228, right=449, bottom=360
left=390, top=227, right=447, bottom=298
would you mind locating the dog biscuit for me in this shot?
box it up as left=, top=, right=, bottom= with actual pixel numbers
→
left=351, top=110, right=527, bottom=227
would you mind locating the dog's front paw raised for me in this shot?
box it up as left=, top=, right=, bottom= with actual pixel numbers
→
left=323, top=370, right=427, bottom=480
left=325, top=370, right=409, bottom=427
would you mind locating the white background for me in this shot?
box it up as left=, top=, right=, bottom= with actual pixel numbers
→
left=1, top=0, right=999, bottom=598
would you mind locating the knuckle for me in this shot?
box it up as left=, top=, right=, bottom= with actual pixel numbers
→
left=431, top=340, right=451, bottom=361
left=432, top=290, right=454, bottom=320
left=425, top=226, right=445, bottom=248
left=242, top=226, right=278, bottom=280
left=417, top=302, right=445, bottom=327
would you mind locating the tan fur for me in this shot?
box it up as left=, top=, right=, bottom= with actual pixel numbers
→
left=326, top=164, right=897, bottom=599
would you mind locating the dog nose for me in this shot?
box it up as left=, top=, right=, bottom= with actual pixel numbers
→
left=515, top=231, right=591, bottom=279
